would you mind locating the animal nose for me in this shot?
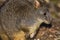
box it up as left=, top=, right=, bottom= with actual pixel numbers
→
left=47, top=15, right=53, bottom=23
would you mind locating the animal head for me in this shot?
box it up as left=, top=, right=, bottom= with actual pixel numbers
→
left=30, top=0, right=52, bottom=24
left=13, top=0, right=52, bottom=24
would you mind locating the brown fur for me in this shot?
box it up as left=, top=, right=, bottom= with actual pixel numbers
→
left=0, top=0, right=52, bottom=40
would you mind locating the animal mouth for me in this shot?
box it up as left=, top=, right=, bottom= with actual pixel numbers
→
left=40, top=22, right=52, bottom=28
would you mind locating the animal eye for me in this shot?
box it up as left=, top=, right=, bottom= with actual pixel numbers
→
left=44, top=12, right=46, bottom=16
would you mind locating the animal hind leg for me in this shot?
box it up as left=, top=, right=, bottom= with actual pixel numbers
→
left=13, top=31, right=26, bottom=40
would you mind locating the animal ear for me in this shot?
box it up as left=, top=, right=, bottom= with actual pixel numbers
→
left=34, top=0, right=40, bottom=9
